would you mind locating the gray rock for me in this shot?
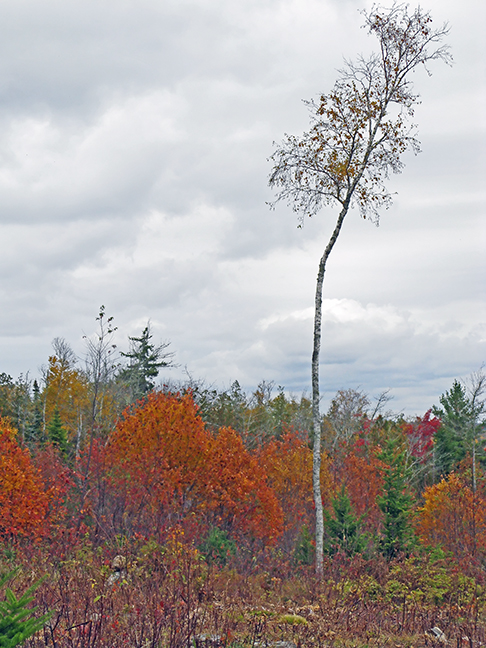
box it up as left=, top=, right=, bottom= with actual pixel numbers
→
left=193, top=634, right=224, bottom=647
left=426, top=627, right=447, bottom=644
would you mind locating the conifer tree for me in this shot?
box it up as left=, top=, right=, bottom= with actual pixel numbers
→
left=0, top=570, right=51, bottom=648
left=26, top=380, right=44, bottom=447
left=119, top=324, right=174, bottom=401
left=377, top=438, right=415, bottom=559
left=433, top=380, right=478, bottom=476
left=46, top=408, right=68, bottom=456
left=294, top=526, right=314, bottom=565
left=324, top=485, right=366, bottom=556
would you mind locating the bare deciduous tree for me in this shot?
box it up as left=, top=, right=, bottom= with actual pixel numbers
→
left=327, top=388, right=370, bottom=450
left=465, top=365, right=486, bottom=494
left=81, top=306, right=118, bottom=494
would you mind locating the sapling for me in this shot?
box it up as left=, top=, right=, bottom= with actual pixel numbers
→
left=0, top=570, right=51, bottom=648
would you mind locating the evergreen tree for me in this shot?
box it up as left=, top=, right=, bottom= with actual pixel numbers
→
left=377, top=438, right=415, bottom=559
left=46, top=408, right=68, bottom=455
left=26, top=380, right=44, bottom=447
left=293, top=526, right=315, bottom=565
left=433, top=380, right=473, bottom=476
left=324, top=485, right=367, bottom=556
left=199, top=527, right=236, bottom=566
left=0, top=570, right=51, bottom=647
left=119, top=324, right=174, bottom=401
left=0, top=374, right=14, bottom=420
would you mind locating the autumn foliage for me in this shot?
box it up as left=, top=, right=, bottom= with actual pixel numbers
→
left=402, top=409, right=441, bottom=463
left=257, top=430, right=328, bottom=551
left=2, top=371, right=486, bottom=581
left=44, top=354, right=90, bottom=444
left=341, top=451, right=384, bottom=535
left=102, top=391, right=283, bottom=544
left=0, top=417, right=50, bottom=538
left=203, top=425, right=283, bottom=542
left=105, top=392, right=209, bottom=520
left=3, top=373, right=486, bottom=648
left=416, top=472, right=486, bottom=561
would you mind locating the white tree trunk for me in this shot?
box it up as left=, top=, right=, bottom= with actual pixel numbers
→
left=312, top=204, right=349, bottom=577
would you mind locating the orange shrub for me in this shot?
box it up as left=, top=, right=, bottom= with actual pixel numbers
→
left=0, top=417, right=50, bottom=538
left=204, top=426, right=283, bottom=542
left=416, top=472, right=486, bottom=560
left=103, top=392, right=283, bottom=544
left=258, top=432, right=311, bottom=538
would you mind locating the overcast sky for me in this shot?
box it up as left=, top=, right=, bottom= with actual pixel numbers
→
left=0, top=0, right=484, bottom=416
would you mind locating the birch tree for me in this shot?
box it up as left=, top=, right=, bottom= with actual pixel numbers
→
left=269, top=3, right=451, bottom=576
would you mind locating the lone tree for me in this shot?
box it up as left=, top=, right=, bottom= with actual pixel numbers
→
left=120, top=324, right=175, bottom=401
left=269, top=4, right=451, bottom=576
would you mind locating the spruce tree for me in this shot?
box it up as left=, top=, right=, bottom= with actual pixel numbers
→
left=433, top=380, right=473, bottom=475
left=119, top=324, right=174, bottom=401
left=46, top=408, right=68, bottom=455
left=324, top=485, right=366, bottom=556
left=0, top=570, right=51, bottom=647
left=26, top=380, right=44, bottom=447
left=377, top=438, right=415, bottom=559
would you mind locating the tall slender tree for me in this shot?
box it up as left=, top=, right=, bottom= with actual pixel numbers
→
left=269, top=4, right=451, bottom=575
left=27, top=379, right=44, bottom=446
left=81, top=306, right=119, bottom=501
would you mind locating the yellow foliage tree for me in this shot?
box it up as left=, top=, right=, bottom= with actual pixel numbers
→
left=44, top=354, right=90, bottom=453
left=416, top=472, right=486, bottom=560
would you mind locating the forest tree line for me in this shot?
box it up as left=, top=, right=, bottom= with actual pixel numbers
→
left=1, top=308, right=485, bottom=572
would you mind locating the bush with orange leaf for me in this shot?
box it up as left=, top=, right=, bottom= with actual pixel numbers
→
left=257, top=430, right=327, bottom=552
left=204, top=426, right=283, bottom=542
left=32, top=444, right=73, bottom=533
left=416, top=472, right=486, bottom=561
left=102, top=391, right=282, bottom=544
left=0, top=417, right=50, bottom=539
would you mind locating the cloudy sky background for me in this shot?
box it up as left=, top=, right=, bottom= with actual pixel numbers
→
left=0, top=0, right=484, bottom=415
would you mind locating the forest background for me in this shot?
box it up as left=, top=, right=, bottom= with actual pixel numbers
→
left=1, top=308, right=486, bottom=647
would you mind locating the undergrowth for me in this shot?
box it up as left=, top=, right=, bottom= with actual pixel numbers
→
left=1, top=536, right=486, bottom=648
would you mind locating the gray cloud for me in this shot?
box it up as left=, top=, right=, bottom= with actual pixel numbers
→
left=0, top=0, right=484, bottom=416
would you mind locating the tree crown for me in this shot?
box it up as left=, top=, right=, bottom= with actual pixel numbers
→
left=269, top=4, right=451, bottom=224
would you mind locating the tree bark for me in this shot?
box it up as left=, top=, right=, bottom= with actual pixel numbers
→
left=312, top=202, right=349, bottom=577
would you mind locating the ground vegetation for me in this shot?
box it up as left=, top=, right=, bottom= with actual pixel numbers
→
left=0, top=317, right=485, bottom=646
